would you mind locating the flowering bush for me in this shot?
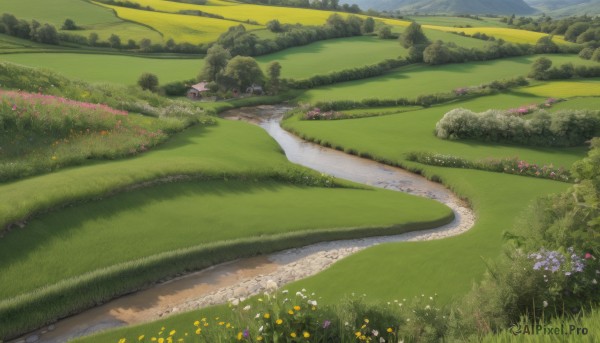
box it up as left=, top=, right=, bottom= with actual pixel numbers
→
left=303, top=108, right=346, bottom=120
left=505, top=98, right=564, bottom=116
left=406, top=152, right=571, bottom=182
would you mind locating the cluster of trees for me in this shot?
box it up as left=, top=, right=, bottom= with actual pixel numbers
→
left=579, top=46, right=600, bottom=62
left=435, top=108, right=600, bottom=147
left=0, top=13, right=60, bottom=45
left=529, top=56, right=600, bottom=80
left=213, top=14, right=376, bottom=57
left=505, top=15, right=600, bottom=46
left=237, top=0, right=361, bottom=13
left=197, top=44, right=282, bottom=96
left=95, top=0, right=154, bottom=11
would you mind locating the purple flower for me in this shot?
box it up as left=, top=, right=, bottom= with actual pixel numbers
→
left=323, top=320, right=331, bottom=329
left=243, top=329, right=250, bottom=338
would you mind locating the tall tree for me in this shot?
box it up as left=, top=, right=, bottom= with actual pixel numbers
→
left=401, top=22, right=429, bottom=49
left=200, top=44, right=231, bottom=82
left=222, top=56, right=264, bottom=90
left=266, top=61, right=282, bottom=94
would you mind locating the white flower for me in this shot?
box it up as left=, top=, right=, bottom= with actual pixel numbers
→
left=593, top=279, right=597, bottom=284
left=296, top=291, right=303, bottom=297
left=231, top=299, right=240, bottom=306
left=259, top=326, right=264, bottom=333
left=344, top=321, right=349, bottom=326
left=543, top=301, right=548, bottom=308
left=243, top=305, right=251, bottom=311
left=255, top=313, right=260, bottom=319
left=380, top=338, right=386, bottom=343
left=302, top=288, right=307, bottom=292
left=282, top=290, right=289, bottom=294
left=372, top=329, right=379, bottom=337
left=308, top=300, right=318, bottom=306
left=425, top=305, right=431, bottom=310
left=429, top=297, right=433, bottom=300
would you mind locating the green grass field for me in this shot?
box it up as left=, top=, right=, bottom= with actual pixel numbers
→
left=0, top=36, right=407, bottom=84
left=0, top=0, right=162, bottom=42
left=297, top=55, right=596, bottom=103
left=0, top=52, right=203, bottom=84
left=521, top=79, right=600, bottom=98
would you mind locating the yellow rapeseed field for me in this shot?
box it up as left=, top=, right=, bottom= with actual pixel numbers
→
left=423, top=25, right=573, bottom=45
left=522, top=80, right=600, bottom=98
left=97, top=4, right=263, bottom=44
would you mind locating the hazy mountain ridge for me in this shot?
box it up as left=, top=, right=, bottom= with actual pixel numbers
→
left=526, top=0, right=600, bottom=16
left=340, top=0, right=536, bottom=14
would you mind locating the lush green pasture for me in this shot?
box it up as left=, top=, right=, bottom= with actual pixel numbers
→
left=0, top=53, right=202, bottom=84
left=287, top=92, right=587, bottom=165
left=551, top=96, right=600, bottom=110
left=407, top=15, right=508, bottom=28
left=0, top=0, right=161, bottom=41
left=256, top=36, right=407, bottom=79
left=0, top=178, right=450, bottom=300
left=297, top=55, right=596, bottom=103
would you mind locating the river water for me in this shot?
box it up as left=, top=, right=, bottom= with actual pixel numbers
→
left=14, top=105, right=474, bottom=343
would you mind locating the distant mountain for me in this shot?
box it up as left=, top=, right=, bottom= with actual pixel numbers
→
left=341, top=0, right=536, bottom=14
left=525, top=0, right=600, bottom=16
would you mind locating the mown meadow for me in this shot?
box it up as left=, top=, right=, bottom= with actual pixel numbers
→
left=0, top=1, right=599, bottom=342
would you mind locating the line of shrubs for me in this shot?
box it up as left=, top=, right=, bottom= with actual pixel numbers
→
left=311, top=77, right=529, bottom=112
left=283, top=58, right=408, bottom=89
left=406, top=152, right=572, bottom=182
left=529, top=57, right=600, bottom=80
left=435, top=108, right=600, bottom=147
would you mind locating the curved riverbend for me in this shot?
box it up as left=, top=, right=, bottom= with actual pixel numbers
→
left=18, top=105, right=474, bottom=343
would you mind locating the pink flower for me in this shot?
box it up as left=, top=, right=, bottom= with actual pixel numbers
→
left=585, top=253, right=593, bottom=259
left=12, top=105, right=17, bottom=111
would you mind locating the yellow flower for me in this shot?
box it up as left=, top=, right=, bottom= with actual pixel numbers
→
left=257, top=336, right=264, bottom=341
left=203, top=322, right=209, bottom=327
left=312, top=306, right=316, bottom=311
left=158, top=338, right=164, bottom=343
left=361, top=324, right=366, bottom=329
left=226, top=323, right=231, bottom=328
left=386, top=328, right=394, bottom=333
left=355, top=331, right=362, bottom=337
left=293, top=305, right=301, bottom=311
left=364, top=318, right=370, bottom=323
left=218, top=321, right=225, bottom=326
left=263, top=313, right=270, bottom=319
left=303, top=331, right=310, bottom=338
left=237, top=332, right=243, bottom=340
left=51, top=155, right=57, bottom=161
left=290, top=332, right=297, bottom=338
left=169, top=330, right=176, bottom=336
left=118, top=339, right=126, bottom=343
left=195, top=328, right=201, bottom=335
left=138, top=335, right=145, bottom=341
left=276, top=319, right=283, bottom=325
left=288, top=310, right=294, bottom=315
left=151, top=338, right=157, bottom=342
left=161, top=327, right=166, bottom=331
left=194, top=320, right=200, bottom=327
left=201, top=318, right=207, bottom=322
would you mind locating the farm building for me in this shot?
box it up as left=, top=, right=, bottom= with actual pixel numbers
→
left=187, top=82, right=210, bottom=99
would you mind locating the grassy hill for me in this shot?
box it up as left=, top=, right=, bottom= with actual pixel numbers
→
left=529, top=0, right=600, bottom=16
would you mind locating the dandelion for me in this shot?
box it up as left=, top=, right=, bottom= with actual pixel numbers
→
left=288, top=310, right=294, bottom=315
left=237, top=332, right=243, bottom=341
left=119, top=339, right=127, bottom=343
left=138, top=335, right=145, bottom=341
left=195, top=328, right=201, bottom=335
left=169, top=330, right=176, bottom=336
left=263, top=313, right=270, bottom=319
left=294, top=305, right=301, bottom=311
left=276, top=319, right=283, bottom=325
left=290, top=332, right=297, bottom=338
left=364, top=318, right=370, bottom=323
left=193, top=321, right=200, bottom=327
left=387, top=328, right=394, bottom=333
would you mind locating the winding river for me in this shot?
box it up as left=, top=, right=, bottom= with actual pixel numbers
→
left=15, top=105, right=474, bottom=343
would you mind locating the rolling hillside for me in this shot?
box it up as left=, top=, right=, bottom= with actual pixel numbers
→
left=341, top=0, right=536, bottom=14
left=527, top=0, right=600, bottom=15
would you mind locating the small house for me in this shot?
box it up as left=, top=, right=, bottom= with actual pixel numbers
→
left=246, top=83, right=263, bottom=95
left=187, top=82, right=210, bottom=100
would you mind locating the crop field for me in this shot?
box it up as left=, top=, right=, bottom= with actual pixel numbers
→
left=297, top=54, right=596, bottom=103
left=521, top=79, right=600, bottom=98
left=0, top=0, right=161, bottom=42
left=423, top=25, right=574, bottom=45
left=0, top=53, right=203, bottom=84
left=407, top=15, right=508, bottom=28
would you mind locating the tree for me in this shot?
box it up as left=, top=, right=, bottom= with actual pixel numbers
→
left=423, top=41, right=451, bottom=65
left=401, top=22, right=429, bottom=48
left=222, top=56, right=264, bottom=90
left=108, top=34, right=121, bottom=49
left=362, top=17, right=375, bottom=34
left=61, top=19, right=78, bottom=30
left=534, top=35, right=559, bottom=54
left=88, top=32, right=99, bottom=46
left=139, top=38, right=152, bottom=51
left=377, top=26, right=393, bottom=39
left=528, top=57, right=553, bottom=80
left=564, top=22, right=589, bottom=42
left=200, top=44, right=231, bottom=82
left=138, top=72, right=159, bottom=92
left=35, top=24, right=59, bottom=45
left=592, top=48, right=600, bottom=63
left=266, top=19, right=282, bottom=33
left=407, top=44, right=427, bottom=63
left=266, top=61, right=282, bottom=94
